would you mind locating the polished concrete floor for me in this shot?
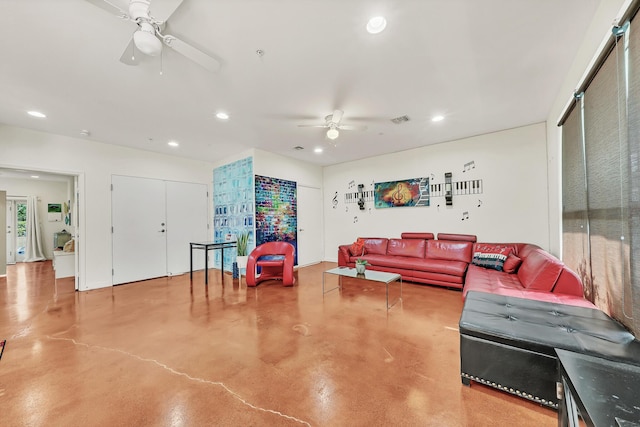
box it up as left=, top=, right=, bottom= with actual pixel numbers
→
left=0, top=261, right=556, bottom=426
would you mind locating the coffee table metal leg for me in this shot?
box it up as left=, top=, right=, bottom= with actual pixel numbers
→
left=322, top=272, right=341, bottom=295
left=387, top=277, right=402, bottom=310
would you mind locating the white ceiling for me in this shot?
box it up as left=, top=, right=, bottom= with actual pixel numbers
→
left=0, top=0, right=601, bottom=167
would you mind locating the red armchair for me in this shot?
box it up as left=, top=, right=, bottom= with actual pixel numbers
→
left=246, top=242, right=296, bottom=287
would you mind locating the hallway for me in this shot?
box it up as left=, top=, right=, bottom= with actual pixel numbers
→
left=0, top=261, right=555, bottom=426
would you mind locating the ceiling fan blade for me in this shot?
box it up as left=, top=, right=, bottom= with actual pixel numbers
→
left=84, top=0, right=130, bottom=18
left=331, top=109, right=344, bottom=124
left=297, top=124, right=328, bottom=128
left=162, top=34, right=221, bottom=72
left=339, top=124, right=368, bottom=131
left=119, top=38, right=141, bottom=66
left=149, top=0, right=184, bottom=22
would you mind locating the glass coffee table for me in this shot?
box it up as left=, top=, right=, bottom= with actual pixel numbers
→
left=322, top=267, right=402, bottom=310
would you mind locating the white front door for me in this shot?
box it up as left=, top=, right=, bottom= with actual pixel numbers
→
left=112, top=176, right=167, bottom=285
left=6, top=199, right=27, bottom=264
left=166, top=181, right=208, bottom=275
left=297, top=186, right=324, bottom=267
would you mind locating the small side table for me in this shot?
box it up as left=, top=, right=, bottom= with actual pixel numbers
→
left=189, top=241, right=237, bottom=285
left=557, top=348, right=640, bottom=427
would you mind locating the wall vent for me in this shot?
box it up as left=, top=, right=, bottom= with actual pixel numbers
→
left=391, top=115, right=410, bottom=124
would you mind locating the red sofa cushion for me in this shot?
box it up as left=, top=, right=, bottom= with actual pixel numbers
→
left=400, top=232, right=435, bottom=240
left=517, top=249, right=563, bottom=292
left=426, top=239, right=473, bottom=263
left=463, top=264, right=523, bottom=293
left=553, top=268, right=586, bottom=297
left=362, top=238, right=388, bottom=255
left=503, top=253, right=522, bottom=274
left=387, top=238, right=426, bottom=258
left=437, top=233, right=477, bottom=242
left=362, top=254, right=468, bottom=277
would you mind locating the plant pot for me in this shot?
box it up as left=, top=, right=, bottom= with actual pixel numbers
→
left=236, top=256, right=248, bottom=269
left=355, top=264, right=366, bottom=274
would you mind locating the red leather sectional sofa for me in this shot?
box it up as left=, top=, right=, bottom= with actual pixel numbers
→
left=338, top=232, right=474, bottom=289
left=338, top=232, right=591, bottom=307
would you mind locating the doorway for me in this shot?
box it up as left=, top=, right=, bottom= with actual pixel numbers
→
left=6, top=198, right=27, bottom=264
left=297, top=186, right=324, bottom=266
left=0, top=167, right=82, bottom=290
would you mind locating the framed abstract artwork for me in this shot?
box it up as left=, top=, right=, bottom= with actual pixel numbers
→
left=374, top=177, right=430, bottom=208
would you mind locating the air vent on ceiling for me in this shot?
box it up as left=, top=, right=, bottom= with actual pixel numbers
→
left=293, top=146, right=305, bottom=150
left=390, top=115, right=410, bottom=124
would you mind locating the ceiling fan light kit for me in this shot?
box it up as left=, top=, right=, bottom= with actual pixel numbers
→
left=298, top=109, right=367, bottom=143
left=133, top=22, right=162, bottom=56
left=366, top=16, right=387, bottom=34
left=86, top=0, right=221, bottom=72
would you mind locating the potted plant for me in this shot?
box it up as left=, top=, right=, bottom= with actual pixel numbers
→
left=355, top=258, right=369, bottom=274
left=236, top=231, right=250, bottom=270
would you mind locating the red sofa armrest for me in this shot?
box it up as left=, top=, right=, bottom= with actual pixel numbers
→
left=338, top=245, right=352, bottom=266
left=552, top=267, right=585, bottom=297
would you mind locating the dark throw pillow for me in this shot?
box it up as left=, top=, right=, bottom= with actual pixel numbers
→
left=471, top=244, right=512, bottom=271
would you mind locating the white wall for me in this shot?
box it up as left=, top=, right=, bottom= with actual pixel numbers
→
left=0, top=177, right=71, bottom=260
left=0, top=124, right=214, bottom=291
left=546, top=0, right=630, bottom=257
left=253, top=149, right=323, bottom=188
left=323, top=123, right=549, bottom=262
left=0, top=191, right=5, bottom=276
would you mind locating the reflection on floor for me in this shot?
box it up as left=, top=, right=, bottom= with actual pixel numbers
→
left=0, top=261, right=556, bottom=426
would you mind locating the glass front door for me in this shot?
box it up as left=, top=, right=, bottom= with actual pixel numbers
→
left=6, top=199, right=27, bottom=264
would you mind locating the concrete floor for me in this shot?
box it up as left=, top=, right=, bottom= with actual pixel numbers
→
left=0, top=261, right=556, bottom=426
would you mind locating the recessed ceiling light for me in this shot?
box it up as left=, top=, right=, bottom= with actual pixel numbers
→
left=314, top=147, right=323, bottom=154
left=367, top=16, right=387, bottom=34
left=431, top=115, right=445, bottom=122
left=168, top=141, right=179, bottom=147
left=27, top=110, right=46, bottom=118
left=216, top=112, right=229, bottom=120
left=31, top=175, right=39, bottom=179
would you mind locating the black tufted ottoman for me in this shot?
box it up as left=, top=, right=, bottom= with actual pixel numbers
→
left=459, top=291, right=640, bottom=408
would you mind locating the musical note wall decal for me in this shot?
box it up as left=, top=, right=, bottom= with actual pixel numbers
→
left=463, top=160, right=476, bottom=172
left=478, top=199, right=483, bottom=207
left=348, top=180, right=355, bottom=189
left=353, top=216, right=358, bottom=223
left=461, top=211, right=469, bottom=221
left=332, top=192, right=338, bottom=209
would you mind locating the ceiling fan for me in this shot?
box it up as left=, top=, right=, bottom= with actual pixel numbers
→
left=85, top=0, right=220, bottom=72
left=298, top=110, right=367, bottom=142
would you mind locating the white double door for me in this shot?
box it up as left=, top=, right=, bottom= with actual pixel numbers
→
left=111, top=175, right=208, bottom=285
